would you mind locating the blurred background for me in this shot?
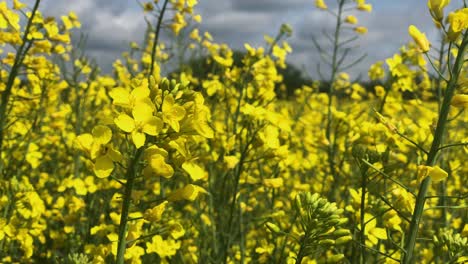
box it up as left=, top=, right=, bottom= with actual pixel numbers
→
left=14, top=0, right=460, bottom=78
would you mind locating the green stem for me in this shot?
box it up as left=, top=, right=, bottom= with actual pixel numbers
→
left=359, top=165, right=368, bottom=264
left=402, top=33, right=467, bottom=264
left=325, top=0, right=345, bottom=199
left=148, top=0, right=169, bottom=80
left=115, top=148, right=144, bottom=264
left=0, top=0, right=41, bottom=175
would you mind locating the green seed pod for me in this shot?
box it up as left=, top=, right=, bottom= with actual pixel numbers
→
left=333, top=229, right=351, bottom=237
left=335, top=235, right=353, bottom=245
left=295, top=194, right=302, bottom=212
left=318, top=239, right=335, bottom=246
left=328, top=253, right=345, bottom=263
left=265, top=222, right=282, bottom=234
left=161, top=78, right=170, bottom=91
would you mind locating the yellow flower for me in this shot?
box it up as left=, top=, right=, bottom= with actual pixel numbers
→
left=315, top=0, right=327, bottom=10
left=359, top=213, right=387, bottom=246
left=354, top=26, right=368, bottom=34
left=13, top=0, right=26, bottom=10
left=167, top=184, right=207, bottom=202
left=263, top=178, right=284, bottom=188
left=368, top=61, right=385, bottom=80
left=182, top=161, right=207, bottom=181
left=114, top=101, right=163, bottom=148
left=408, top=25, right=430, bottom=52
left=418, top=165, right=448, bottom=182
left=375, top=85, right=385, bottom=97
left=146, top=235, right=181, bottom=258
left=143, top=146, right=174, bottom=178
left=357, top=0, right=372, bottom=12
left=447, top=8, right=468, bottom=41
left=427, top=0, right=451, bottom=22
left=143, top=201, right=168, bottom=222
left=143, top=2, right=154, bottom=12
left=162, top=94, right=186, bottom=132
left=345, top=15, right=358, bottom=24
left=451, top=94, right=468, bottom=108
left=75, top=125, right=122, bottom=178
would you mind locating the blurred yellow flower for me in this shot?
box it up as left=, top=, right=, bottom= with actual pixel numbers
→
left=428, top=0, right=451, bottom=21
left=345, top=15, right=358, bottom=24
left=451, top=94, right=468, bottom=108
left=315, top=0, right=327, bottom=10
left=354, top=26, right=368, bottom=34
left=408, top=25, right=430, bottom=52
left=418, top=165, right=448, bottom=183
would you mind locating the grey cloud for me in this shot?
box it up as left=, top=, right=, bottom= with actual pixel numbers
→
left=231, top=0, right=309, bottom=12
left=7, top=0, right=448, bottom=78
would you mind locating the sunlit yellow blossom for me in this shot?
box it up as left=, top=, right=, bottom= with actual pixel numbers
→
left=146, top=235, right=181, bottom=258
left=13, top=0, right=26, bottom=10
left=368, top=61, right=385, bottom=80
left=358, top=213, right=387, bottom=246
left=345, top=15, right=358, bottom=24
left=168, top=184, right=207, bottom=202
left=354, top=26, right=368, bottom=34
left=428, top=0, right=451, bottom=22
left=451, top=94, right=468, bottom=108
left=182, top=161, right=206, bottom=181
left=143, top=145, right=174, bottom=178
left=162, top=94, right=186, bottom=132
left=447, top=8, right=468, bottom=41
left=408, top=25, right=430, bottom=52
left=144, top=201, right=168, bottom=222
left=418, top=165, right=448, bottom=182
left=357, top=0, right=372, bottom=12
left=315, top=0, right=327, bottom=10
left=114, top=101, right=163, bottom=148
left=263, top=178, right=284, bottom=188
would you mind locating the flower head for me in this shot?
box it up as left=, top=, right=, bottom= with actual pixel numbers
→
left=408, top=25, right=430, bottom=52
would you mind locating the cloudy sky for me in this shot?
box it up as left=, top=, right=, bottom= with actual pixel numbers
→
left=14, top=0, right=461, bottom=79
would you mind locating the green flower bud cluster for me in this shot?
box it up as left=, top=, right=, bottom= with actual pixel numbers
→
left=66, top=253, right=91, bottom=264
left=433, top=228, right=468, bottom=261
left=294, top=192, right=351, bottom=262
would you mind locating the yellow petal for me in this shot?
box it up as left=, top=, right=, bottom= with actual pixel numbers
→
left=75, top=133, right=93, bottom=152
left=110, top=87, right=131, bottom=108
left=132, top=131, right=146, bottom=149
left=142, top=116, right=163, bottom=136
left=408, top=25, right=430, bottom=52
left=114, top=114, right=135, bottom=133
left=145, top=145, right=168, bottom=159
left=92, top=125, right=112, bottom=145
left=94, top=156, right=114, bottom=178
left=171, top=105, right=186, bottom=121
left=371, top=227, right=388, bottom=240
left=428, top=165, right=448, bottom=182
left=263, top=178, right=284, bottom=188
left=143, top=201, right=168, bottom=222
left=130, top=85, right=150, bottom=100
left=132, top=102, right=154, bottom=123
left=451, top=94, right=468, bottom=108
left=149, top=154, right=174, bottom=178
left=168, top=184, right=207, bottom=202
left=182, top=162, right=206, bottom=181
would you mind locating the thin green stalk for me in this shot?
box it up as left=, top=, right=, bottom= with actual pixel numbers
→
left=115, top=148, right=144, bottom=264
left=148, top=0, right=169, bottom=80
left=277, top=212, right=298, bottom=264
left=0, top=0, right=41, bottom=174
left=359, top=165, right=368, bottom=264
left=402, top=33, right=468, bottom=264
left=325, top=0, right=345, bottom=199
